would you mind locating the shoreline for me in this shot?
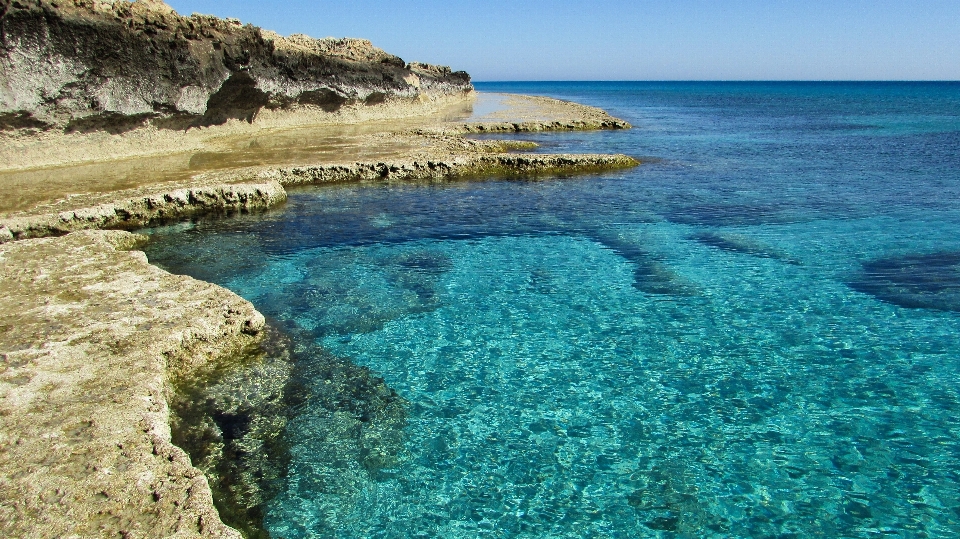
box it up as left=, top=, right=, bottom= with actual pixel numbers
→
left=0, top=92, right=636, bottom=243
left=0, top=94, right=637, bottom=537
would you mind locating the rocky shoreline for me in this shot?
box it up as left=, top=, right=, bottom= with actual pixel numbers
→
left=0, top=152, right=638, bottom=243
left=0, top=181, right=287, bottom=242
left=0, top=230, right=265, bottom=538
left=0, top=143, right=639, bottom=538
left=0, top=0, right=471, bottom=132
left=0, top=2, right=640, bottom=538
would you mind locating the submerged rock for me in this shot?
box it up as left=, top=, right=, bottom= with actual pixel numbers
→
left=848, top=251, right=960, bottom=311
left=264, top=340, right=408, bottom=536
left=170, top=326, right=295, bottom=539
left=689, top=230, right=801, bottom=264
left=0, top=0, right=472, bottom=132
left=168, top=322, right=410, bottom=539
left=664, top=203, right=787, bottom=227
left=585, top=230, right=699, bottom=296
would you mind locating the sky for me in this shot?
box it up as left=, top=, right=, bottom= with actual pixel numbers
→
left=164, top=0, right=960, bottom=81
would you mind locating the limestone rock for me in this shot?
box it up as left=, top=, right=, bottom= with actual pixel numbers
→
left=0, top=229, right=271, bottom=537
left=0, top=0, right=472, bottom=133
left=0, top=180, right=287, bottom=243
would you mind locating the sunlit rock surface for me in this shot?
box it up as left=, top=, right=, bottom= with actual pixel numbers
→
left=0, top=0, right=472, bottom=133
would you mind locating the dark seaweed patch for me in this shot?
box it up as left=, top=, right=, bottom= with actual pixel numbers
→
left=587, top=230, right=699, bottom=296
left=392, top=249, right=453, bottom=275
left=690, top=231, right=800, bottom=264
left=844, top=500, right=873, bottom=520
left=633, top=259, right=698, bottom=296
left=848, top=251, right=960, bottom=311
left=527, top=267, right=558, bottom=294
left=645, top=515, right=680, bottom=531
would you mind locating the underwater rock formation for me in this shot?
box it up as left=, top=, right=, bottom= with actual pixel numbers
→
left=170, top=326, right=295, bottom=539
left=689, top=231, right=801, bottom=265
left=0, top=0, right=472, bottom=132
left=848, top=251, right=960, bottom=311
left=585, top=229, right=699, bottom=296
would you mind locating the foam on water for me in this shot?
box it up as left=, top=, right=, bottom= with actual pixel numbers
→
left=144, top=82, right=960, bottom=538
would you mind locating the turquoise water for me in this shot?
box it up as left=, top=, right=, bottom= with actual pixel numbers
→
left=144, top=82, right=960, bottom=538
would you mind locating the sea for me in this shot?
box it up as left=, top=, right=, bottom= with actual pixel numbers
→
left=143, top=82, right=960, bottom=538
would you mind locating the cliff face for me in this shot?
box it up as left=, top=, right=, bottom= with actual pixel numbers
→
left=0, top=0, right=472, bottom=133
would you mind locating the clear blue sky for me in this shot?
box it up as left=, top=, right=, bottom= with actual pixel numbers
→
left=164, top=0, right=960, bottom=81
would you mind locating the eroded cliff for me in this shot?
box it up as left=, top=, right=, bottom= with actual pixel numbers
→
left=0, top=0, right=472, bottom=133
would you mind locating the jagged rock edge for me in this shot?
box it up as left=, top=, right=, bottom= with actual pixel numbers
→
left=0, top=154, right=638, bottom=242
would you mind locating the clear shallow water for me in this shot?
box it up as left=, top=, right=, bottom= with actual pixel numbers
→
left=144, top=82, right=960, bottom=538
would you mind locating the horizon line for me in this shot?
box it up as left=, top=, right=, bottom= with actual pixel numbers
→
left=473, top=79, right=960, bottom=83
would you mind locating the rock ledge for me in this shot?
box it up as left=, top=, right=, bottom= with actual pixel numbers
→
left=0, top=230, right=268, bottom=538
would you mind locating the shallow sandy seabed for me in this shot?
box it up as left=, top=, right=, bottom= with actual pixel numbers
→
left=0, top=93, right=635, bottom=537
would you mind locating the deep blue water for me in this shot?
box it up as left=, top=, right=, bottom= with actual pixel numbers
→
left=145, top=82, right=960, bottom=538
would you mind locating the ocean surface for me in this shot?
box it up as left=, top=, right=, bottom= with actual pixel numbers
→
left=143, top=82, right=960, bottom=538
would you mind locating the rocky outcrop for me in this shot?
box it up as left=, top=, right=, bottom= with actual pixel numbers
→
left=0, top=0, right=472, bottom=133
left=0, top=155, right=639, bottom=244
left=457, top=118, right=631, bottom=132
left=0, top=229, right=269, bottom=538
left=0, top=180, right=285, bottom=242
left=261, top=153, right=641, bottom=185
left=451, top=93, right=632, bottom=132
